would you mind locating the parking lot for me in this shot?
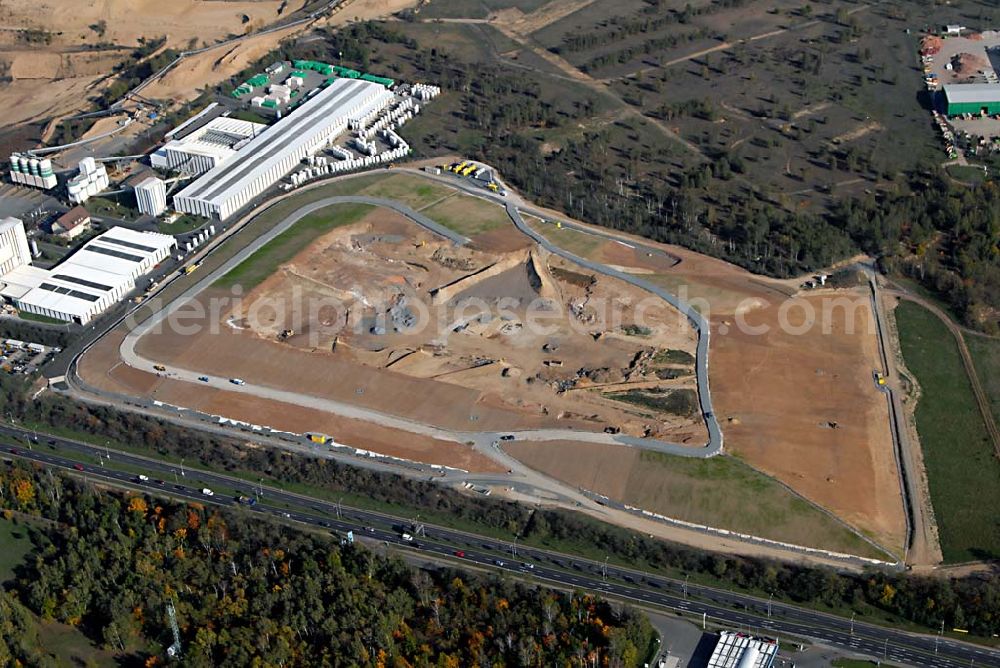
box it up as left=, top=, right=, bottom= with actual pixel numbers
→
left=0, top=338, right=61, bottom=375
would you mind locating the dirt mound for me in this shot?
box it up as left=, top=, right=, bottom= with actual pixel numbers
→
left=953, top=52, right=988, bottom=75
left=921, top=35, right=943, bottom=56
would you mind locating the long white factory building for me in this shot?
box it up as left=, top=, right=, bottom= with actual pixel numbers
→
left=173, top=78, right=393, bottom=220
left=0, top=219, right=175, bottom=325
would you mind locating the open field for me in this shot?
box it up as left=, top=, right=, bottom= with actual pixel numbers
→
left=505, top=441, right=887, bottom=558
left=967, top=334, right=1000, bottom=428
left=420, top=193, right=513, bottom=238
left=81, top=159, right=900, bottom=555
left=896, top=301, right=1000, bottom=562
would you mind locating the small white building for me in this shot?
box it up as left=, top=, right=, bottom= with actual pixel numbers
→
left=134, top=176, right=167, bottom=217
left=945, top=25, right=965, bottom=36
left=67, top=157, right=109, bottom=204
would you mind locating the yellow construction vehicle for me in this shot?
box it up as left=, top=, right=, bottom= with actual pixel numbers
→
left=461, top=164, right=478, bottom=176
left=555, top=221, right=562, bottom=229
left=452, top=161, right=469, bottom=173
left=487, top=182, right=499, bottom=192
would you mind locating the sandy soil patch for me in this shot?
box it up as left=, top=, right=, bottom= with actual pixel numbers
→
left=710, top=293, right=905, bottom=551
left=0, top=0, right=308, bottom=48
left=78, top=321, right=502, bottom=472
left=0, top=77, right=104, bottom=127
left=140, top=22, right=305, bottom=103
left=206, top=207, right=701, bottom=440
left=521, top=208, right=904, bottom=548
left=506, top=0, right=603, bottom=36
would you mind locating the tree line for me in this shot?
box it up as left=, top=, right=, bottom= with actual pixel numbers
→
left=1, top=372, right=999, bottom=638
left=0, top=462, right=654, bottom=666
left=308, top=21, right=998, bottom=331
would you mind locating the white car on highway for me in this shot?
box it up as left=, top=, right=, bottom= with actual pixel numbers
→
left=201, top=488, right=214, bottom=496
left=229, top=378, right=246, bottom=386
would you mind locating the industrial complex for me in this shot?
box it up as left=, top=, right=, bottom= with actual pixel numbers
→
left=174, top=78, right=395, bottom=219
left=150, top=116, right=266, bottom=175
left=0, top=217, right=174, bottom=324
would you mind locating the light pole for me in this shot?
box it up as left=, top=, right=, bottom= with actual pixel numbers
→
left=850, top=612, right=855, bottom=636
left=258, top=477, right=264, bottom=497
left=936, top=620, right=944, bottom=654
left=883, top=637, right=888, bottom=660
left=511, top=535, right=518, bottom=557
left=767, top=593, right=773, bottom=618
left=683, top=574, right=689, bottom=599
left=104, top=441, right=110, bottom=460
left=337, top=497, right=343, bottom=519
left=602, top=556, right=609, bottom=581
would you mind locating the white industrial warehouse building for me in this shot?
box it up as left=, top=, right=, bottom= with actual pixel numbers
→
left=705, top=632, right=778, bottom=668
left=173, top=78, right=393, bottom=220
left=150, top=116, right=266, bottom=174
left=0, top=219, right=175, bottom=324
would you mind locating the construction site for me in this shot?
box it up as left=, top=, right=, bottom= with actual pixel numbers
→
left=129, top=203, right=703, bottom=442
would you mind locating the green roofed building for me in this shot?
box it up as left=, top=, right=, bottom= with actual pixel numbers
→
left=943, top=84, right=1000, bottom=116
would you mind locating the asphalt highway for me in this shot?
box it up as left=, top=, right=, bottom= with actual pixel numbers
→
left=1, top=424, right=997, bottom=668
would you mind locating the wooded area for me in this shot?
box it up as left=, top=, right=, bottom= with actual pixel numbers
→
left=0, top=462, right=654, bottom=666
left=1, top=373, right=998, bottom=638
left=282, top=21, right=1000, bottom=331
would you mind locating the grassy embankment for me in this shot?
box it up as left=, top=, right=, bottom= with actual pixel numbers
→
left=895, top=301, right=1000, bottom=562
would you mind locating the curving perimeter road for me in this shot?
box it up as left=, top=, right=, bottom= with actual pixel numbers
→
left=121, top=192, right=723, bottom=458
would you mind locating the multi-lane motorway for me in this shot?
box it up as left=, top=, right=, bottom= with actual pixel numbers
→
left=1, top=423, right=997, bottom=668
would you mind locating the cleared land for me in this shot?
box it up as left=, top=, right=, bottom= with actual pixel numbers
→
left=896, top=301, right=1000, bottom=562
left=132, top=199, right=702, bottom=442
left=522, top=213, right=904, bottom=553
left=505, top=440, right=886, bottom=558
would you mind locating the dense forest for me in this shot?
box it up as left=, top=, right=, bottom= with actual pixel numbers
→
left=2, top=373, right=1000, bottom=638
left=283, top=22, right=1000, bottom=331
left=0, top=462, right=654, bottom=666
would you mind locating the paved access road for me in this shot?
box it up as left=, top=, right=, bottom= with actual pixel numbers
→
left=119, top=191, right=721, bottom=457
left=2, top=425, right=997, bottom=668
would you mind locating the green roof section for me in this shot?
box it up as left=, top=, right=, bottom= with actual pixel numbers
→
left=359, top=73, right=395, bottom=88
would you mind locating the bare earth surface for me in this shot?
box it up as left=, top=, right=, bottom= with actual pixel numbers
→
left=0, top=0, right=419, bottom=129
left=128, top=206, right=701, bottom=440
left=526, top=214, right=906, bottom=553
left=78, top=326, right=503, bottom=473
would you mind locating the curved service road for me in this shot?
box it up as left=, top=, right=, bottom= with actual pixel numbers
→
left=121, top=193, right=723, bottom=457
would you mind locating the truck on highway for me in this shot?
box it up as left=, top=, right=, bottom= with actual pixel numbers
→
left=201, top=488, right=214, bottom=497
left=230, top=378, right=246, bottom=386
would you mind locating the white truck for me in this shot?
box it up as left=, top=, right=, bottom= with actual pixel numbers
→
left=201, top=488, right=214, bottom=497
left=400, top=532, right=414, bottom=542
